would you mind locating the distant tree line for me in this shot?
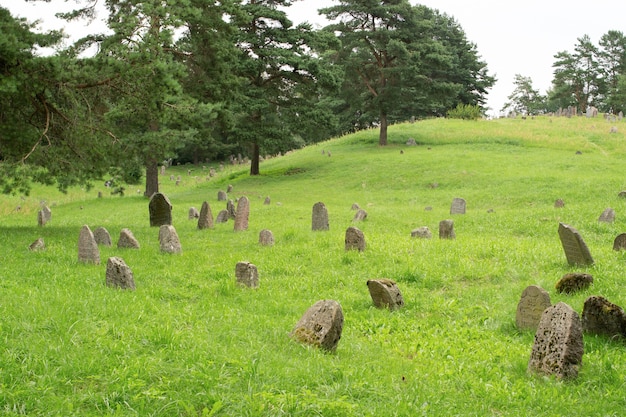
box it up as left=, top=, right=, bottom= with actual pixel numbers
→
left=0, top=0, right=494, bottom=195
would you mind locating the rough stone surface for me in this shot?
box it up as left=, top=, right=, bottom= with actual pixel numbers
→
left=29, top=238, right=45, bottom=251
left=367, top=279, right=404, bottom=310
left=159, top=225, right=182, bottom=254
left=263, top=196, right=271, bottom=205
left=528, top=302, right=583, bottom=380
left=106, top=256, right=136, bottom=290
left=345, top=226, right=366, bottom=251
left=78, top=225, right=100, bottom=264
left=613, top=233, right=626, bottom=251
left=411, top=227, right=432, bottom=239
left=290, top=300, right=344, bottom=352
left=582, top=296, right=626, bottom=339
left=439, top=219, right=456, bottom=239
left=312, top=202, right=329, bottom=231
left=149, top=193, right=172, bottom=227
left=554, top=199, right=565, bottom=208
left=598, top=208, right=616, bottom=223
left=555, top=273, right=593, bottom=294
left=259, top=229, right=274, bottom=246
left=117, top=228, right=140, bottom=249
left=450, top=197, right=466, bottom=214
left=558, top=222, right=594, bottom=266
left=217, top=190, right=227, bottom=201
left=188, top=207, right=200, bottom=220
left=353, top=209, right=368, bottom=222
left=93, top=227, right=112, bottom=247
left=351, top=203, right=361, bottom=211
left=618, top=191, right=626, bottom=199
left=235, top=261, right=259, bottom=288
left=227, top=199, right=236, bottom=219
left=38, top=206, right=52, bottom=226
left=215, top=210, right=229, bottom=223
left=516, top=285, right=552, bottom=331
left=197, top=201, right=214, bottom=230
left=234, top=196, right=250, bottom=232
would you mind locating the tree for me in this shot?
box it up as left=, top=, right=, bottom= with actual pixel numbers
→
left=502, top=74, right=545, bottom=115
left=598, top=30, right=626, bottom=112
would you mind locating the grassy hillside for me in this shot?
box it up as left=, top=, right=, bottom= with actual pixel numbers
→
left=2, top=116, right=626, bottom=416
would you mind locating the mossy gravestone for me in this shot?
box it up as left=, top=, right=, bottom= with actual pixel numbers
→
left=78, top=225, right=100, bottom=264
left=367, top=279, right=404, bottom=310
left=291, top=300, right=344, bottom=352
left=106, top=256, right=135, bottom=290
left=581, top=296, right=626, bottom=339
left=352, top=209, right=368, bottom=222
left=598, top=208, right=615, bottom=223
left=555, top=273, right=593, bottom=294
left=258, top=229, right=274, bottom=246
left=516, top=285, right=551, bottom=331
left=450, top=197, right=466, bottom=214
left=149, top=192, right=172, bottom=227
left=613, top=233, right=626, bottom=251
left=557, top=222, right=594, bottom=266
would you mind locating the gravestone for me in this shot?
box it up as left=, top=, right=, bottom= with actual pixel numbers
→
left=613, top=233, right=626, bottom=251
left=259, top=229, right=274, bottom=246
left=227, top=184, right=233, bottom=193
left=345, top=226, right=366, bottom=251
left=217, top=190, right=227, bottom=201
left=351, top=203, right=361, bottom=211
left=235, top=261, right=259, bottom=288
left=450, top=197, right=466, bottom=214
left=406, top=138, right=417, bottom=146
left=197, top=201, right=214, bottom=230
left=29, top=238, right=45, bottom=251
left=411, top=227, right=432, bottom=239
left=215, top=210, right=229, bottom=223
left=555, top=273, right=593, bottom=294
left=618, top=191, right=626, bottom=198
left=78, top=225, right=100, bottom=264
left=554, top=199, right=565, bottom=208
left=290, top=300, right=344, bottom=352
left=98, top=191, right=102, bottom=198
left=312, top=202, right=329, bottom=231
left=38, top=206, right=52, bottom=226
left=528, top=302, right=583, bottom=380
left=93, top=227, right=112, bottom=247
left=353, top=209, right=368, bottom=222
left=227, top=199, right=236, bottom=219
left=598, top=208, right=615, bottom=223
left=148, top=193, right=172, bottom=227
left=439, top=219, right=456, bottom=239
left=160, top=165, right=165, bottom=175
left=233, top=196, right=250, bottom=231
left=367, top=279, right=404, bottom=310
left=557, top=223, right=594, bottom=266
left=159, top=225, right=182, bottom=254
left=106, top=256, right=136, bottom=290
left=117, top=228, right=140, bottom=249
left=582, top=296, right=626, bottom=339
left=263, top=196, right=271, bottom=205
left=188, top=207, right=200, bottom=220
left=515, top=285, right=551, bottom=331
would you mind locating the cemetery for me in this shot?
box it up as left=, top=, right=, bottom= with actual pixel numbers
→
left=4, top=116, right=626, bottom=415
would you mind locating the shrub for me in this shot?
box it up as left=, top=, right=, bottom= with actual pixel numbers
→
left=447, top=103, right=482, bottom=120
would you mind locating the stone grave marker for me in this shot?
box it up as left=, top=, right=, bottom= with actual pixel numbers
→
left=106, top=256, right=136, bottom=290
left=93, top=227, right=112, bottom=247
left=259, top=229, right=274, bottom=246
left=217, top=190, right=227, bottom=201
left=29, top=238, right=45, bottom=251
left=439, top=219, right=455, bottom=239
left=528, top=302, right=583, bottom=380
left=450, top=197, right=466, bottom=214
left=618, top=191, right=626, bottom=199
left=581, top=295, right=626, bottom=339
left=263, top=196, right=271, bottom=205
left=149, top=193, right=172, bottom=227
left=312, top=202, right=329, bottom=231
left=197, top=201, right=214, bottom=230
left=159, top=225, right=182, bottom=254
left=367, top=279, right=404, bottom=310
left=353, top=209, right=368, bottom=222
left=117, top=228, right=140, bottom=249
left=411, top=227, right=432, bottom=239
left=555, top=272, right=593, bottom=294
left=290, top=300, right=344, bottom=352
left=557, top=223, right=594, bottom=266
left=227, top=199, right=236, bottom=219
left=160, top=165, right=165, bottom=175
left=188, top=207, right=200, bottom=219
left=345, top=226, right=366, bottom=251
left=351, top=203, right=361, bottom=210
left=515, top=285, right=551, bottom=331
left=235, top=261, right=259, bottom=288
left=78, top=225, right=100, bottom=264
left=613, top=233, right=626, bottom=251
left=234, top=196, right=250, bottom=231
left=227, top=184, right=233, bottom=193
left=598, top=208, right=615, bottom=223
left=215, top=210, right=229, bottom=223
left=554, top=199, right=565, bottom=208
left=38, top=206, right=52, bottom=226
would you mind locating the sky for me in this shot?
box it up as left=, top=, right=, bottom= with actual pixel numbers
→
left=4, top=0, right=626, bottom=116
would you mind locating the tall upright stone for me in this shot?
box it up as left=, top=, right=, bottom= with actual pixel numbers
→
left=149, top=192, right=172, bottom=227
left=117, top=228, right=140, bottom=249
left=312, top=202, right=329, bottom=231
left=93, top=227, right=112, bottom=247
left=439, top=219, right=455, bottom=239
left=78, top=225, right=100, bottom=264
left=235, top=261, right=259, bottom=288
left=290, top=300, right=344, bottom=352
left=106, top=257, right=136, bottom=290
left=450, top=197, right=466, bottom=214
left=227, top=199, right=236, bottom=219
left=233, top=196, right=250, bottom=232
left=197, top=201, right=214, bottom=230
left=516, top=285, right=551, bottom=331
left=557, top=222, right=594, bottom=266
left=159, top=225, right=182, bottom=254
left=345, top=226, right=366, bottom=251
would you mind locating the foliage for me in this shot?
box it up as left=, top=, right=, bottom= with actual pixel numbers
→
left=502, top=74, right=546, bottom=115
left=446, top=103, right=482, bottom=120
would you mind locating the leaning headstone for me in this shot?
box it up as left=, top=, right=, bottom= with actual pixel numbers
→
left=78, top=225, right=100, bottom=264
left=515, top=285, right=552, bottom=331
left=528, top=302, right=583, bottom=380
left=259, top=229, right=274, bottom=246
left=367, top=279, right=404, bottom=310
left=148, top=192, right=172, bottom=227
left=557, top=222, right=594, bottom=266
left=345, top=226, right=366, bottom=251
left=233, top=196, right=250, bottom=231
left=613, top=233, right=626, bottom=251
left=29, top=238, right=45, bottom=251
left=117, top=228, right=140, bottom=249
left=215, top=210, right=229, bottom=223
left=197, top=201, right=214, bottom=230
left=411, top=227, right=432, bottom=239
left=312, top=202, right=329, bottom=231
left=217, top=190, right=227, bottom=201
left=226, top=199, right=236, bottom=219
left=290, top=300, right=344, bottom=352
left=93, top=227, right=112, bottom=247
left=37, top=206, right=52, bottom=226
left=188, top=207, right=200, bottom=220
left=263, top=196, right=271, bottom=205
left=555, top=272, right=593, bottom=294
left=159, top=225, right=182, bottom=254
left=598, top=208, right=615, bottom=223
left=582, top=295, right=626, bottom=339
left=105, top=256, right=136, bottom=290
left=235, top=261, right=259, bottom=288
left=450, top=197, right=466, bottom=214
left=439, top=219, right=455, bottom=239
left=353, top=209, right=368, bottom=222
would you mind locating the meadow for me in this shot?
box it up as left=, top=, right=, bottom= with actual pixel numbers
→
left=2, top=115, right=626, bottom=416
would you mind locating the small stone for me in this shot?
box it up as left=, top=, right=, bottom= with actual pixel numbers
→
left=367, top=279, right=404, bottom=310
left=555, top=273, right=593, bottom=294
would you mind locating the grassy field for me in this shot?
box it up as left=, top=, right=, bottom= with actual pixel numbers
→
left=2, top=116, right=626, bottom=416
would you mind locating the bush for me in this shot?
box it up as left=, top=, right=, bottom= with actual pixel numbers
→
left=447, top=103, right=482, bottom=120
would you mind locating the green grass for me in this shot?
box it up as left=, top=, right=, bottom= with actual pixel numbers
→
left=2, top=116, right=626, bottom=416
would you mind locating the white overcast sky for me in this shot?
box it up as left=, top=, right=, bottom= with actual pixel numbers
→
left=4, top=0, right=626, bottom=116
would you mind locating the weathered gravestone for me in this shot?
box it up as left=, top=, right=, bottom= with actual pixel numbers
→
left=235, top=261, right=259, bottom=288
left=117, top=228, right=140, bottom=249
left=217, top=190, right=227, bottom=201
left=263, top=196, right=271, bottom=205
left=557, top=223, right=594, bottom=266
left=78, top=225, right=100, bottom=264
left=351, top=203, right=361, bottom=211
left=93, top=227, right=112, bottom=247
left=515, top=285, right=551, bottom=331
left=582, top=295, right=626, bottom=339
left=234, top=196, right=250, bottom=232
left=227, top=199, right=236, bottom=219
left=598, top=208, right=615, bottom=223
left=555, top=272, right=593, bottom=294
left=554, top=199, right=565, bottom=208
left=259, top=229, right=274, bottom=246
left=29, top=238, right=45, bottom=251
left=312, top=202, right=329, bottom=231
left=106, top=256, right=136, bottom=290
left=290, top=300, right=344, bottom=352
left=38, top=206, right=52, bottom=226
left=411, top=227, right=432, bottom=239
left=353, top=209, right=368, bottom=222
left=149, top=193, right=172, bottom=227
left=197, top=201, right=214, bottom=230
left=528, top=302, right=583, bottom=380
left=439, top=219, right=456, bottom=239
left=366, top=279, right=404, bottom=310
left=188, top=207, right=200, bottom=220
left=215, top=210, right=229, bottom=223
left=227, top=184, right=233, bottom=193
left=613, top=233, right=626, bottom=251
left=160, top=165, right=166, bottom=175
left=159, top=225, right=182, bottom=254
left=618, top=191, right=626, bottom=199
left=345, top=226, right=366, bottom=252
left=450, top=197, right=466, bottom=214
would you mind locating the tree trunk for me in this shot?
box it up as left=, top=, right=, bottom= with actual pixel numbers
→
left=144, top=159, right=159, bottom=197
left=379, top=112, right=388, bottom=146
left=250, top=141, right=260, bottom=176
